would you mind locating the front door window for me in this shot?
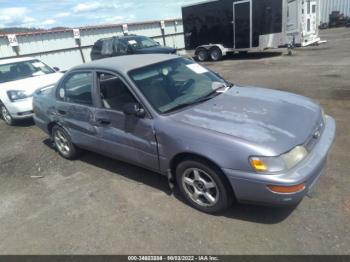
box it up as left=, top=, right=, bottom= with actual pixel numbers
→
left=98, top=73, right=136, bottom=111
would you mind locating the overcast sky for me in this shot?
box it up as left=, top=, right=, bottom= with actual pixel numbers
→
left=0, top=0, right=199, bottom=28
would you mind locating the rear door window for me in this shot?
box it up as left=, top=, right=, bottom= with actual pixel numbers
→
left=115, top=39, right=129, bottom=55
left=58, top=72, right=93, bottom=106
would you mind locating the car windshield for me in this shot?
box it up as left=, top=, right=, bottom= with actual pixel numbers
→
left=129, top=58, right=230, bottom=113
left=0, top=59, right=55, bottom=84
left=126, top=36, right=159, bottom=49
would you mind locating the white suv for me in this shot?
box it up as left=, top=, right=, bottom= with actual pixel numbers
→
left=0, top=57, right=63, bottom=125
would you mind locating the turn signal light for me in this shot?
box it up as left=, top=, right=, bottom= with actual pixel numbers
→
left=267, top=184, right=306, bottom=194
left=250, top=158, right=268, bottom=172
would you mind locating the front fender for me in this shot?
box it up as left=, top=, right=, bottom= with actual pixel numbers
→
left=155, top=118, right=259, bottom=173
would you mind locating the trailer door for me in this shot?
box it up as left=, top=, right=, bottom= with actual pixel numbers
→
left=304, top=0, right=318, bottom=36
left=233, top=0, right=251, bottom=49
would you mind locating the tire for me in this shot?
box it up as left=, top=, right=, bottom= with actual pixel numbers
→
left=0, top=104, right=15, bottom=126
left=52, top=125, right=80, bottom=160
left=196, top=48, right=209, bottom=62
left=210, top=47, right=223, bottom=61
left=176, top=158, right=233, bottom=214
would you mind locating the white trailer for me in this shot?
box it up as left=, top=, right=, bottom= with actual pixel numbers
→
left=286, top=0, right=321, bottom=47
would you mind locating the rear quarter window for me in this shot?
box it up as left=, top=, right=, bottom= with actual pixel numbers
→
left=101, top=38, right=114, bottom=56
left=92, top=41, right=103, bottom=53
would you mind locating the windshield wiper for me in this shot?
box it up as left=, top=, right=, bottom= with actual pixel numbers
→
left=199, top=83, right=233, bottom=99
left=163, top=84, right=233, bottom=114
left=163, top=100, right=203, bottom=114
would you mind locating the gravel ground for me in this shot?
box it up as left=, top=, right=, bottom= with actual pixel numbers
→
left=0, top=28, right=349, bottom=255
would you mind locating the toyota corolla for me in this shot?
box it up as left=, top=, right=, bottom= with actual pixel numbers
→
left=33, top=54, right=336, bottom=213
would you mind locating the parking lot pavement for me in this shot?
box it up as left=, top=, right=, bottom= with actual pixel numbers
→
left=0, top=28, right=349, bottom=255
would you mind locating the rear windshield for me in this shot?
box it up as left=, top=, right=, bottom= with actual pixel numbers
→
left=0, top=60, right=55, bottom=84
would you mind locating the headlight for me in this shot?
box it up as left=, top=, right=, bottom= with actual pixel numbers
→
left=250, top=146, right=308, bottom=173
left=7, top=90, right=30, bottom=102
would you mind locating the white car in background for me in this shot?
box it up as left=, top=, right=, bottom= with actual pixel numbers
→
left=0, top=57, right=63, bottom=125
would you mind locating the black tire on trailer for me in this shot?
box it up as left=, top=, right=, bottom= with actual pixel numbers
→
left=196, top=48, right=209, bottom=62
left=210, top=47, right=223, bottom=61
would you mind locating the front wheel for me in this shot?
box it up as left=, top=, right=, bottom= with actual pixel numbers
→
left=1, top=105, right=14, bottom=126
left=52, top=125, right=80, bottom=160
left=176, top=159, right=233, bottom=214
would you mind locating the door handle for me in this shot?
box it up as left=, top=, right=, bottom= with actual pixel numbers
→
left=96, top=118, right=111, bottom=126
left=57, top=109, right=66, bottom=116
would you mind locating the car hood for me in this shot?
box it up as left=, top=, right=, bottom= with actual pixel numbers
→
left=133, top=46, right=176, bottom=54
left=0, top=72, right=63, bottom=95
left=171, top=86, right=322, bottom=156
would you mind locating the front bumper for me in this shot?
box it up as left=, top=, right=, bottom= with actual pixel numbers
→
left=6, top=97, right=34, bottom=119
left=223, top=116, right=336, bottom=206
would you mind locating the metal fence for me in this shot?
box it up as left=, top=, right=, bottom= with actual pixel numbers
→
left=320, top=0, right=350, bottom=23
left=0, top=19, right=184, bottom=70
left=1, top=0, right=348, bottom=70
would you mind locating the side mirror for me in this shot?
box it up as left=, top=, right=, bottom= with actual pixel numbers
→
left=123, top=103, right=146, bottom=118
left=53, top=67, right=60, bottom=72
left=156, top=41, right=161, bottom=46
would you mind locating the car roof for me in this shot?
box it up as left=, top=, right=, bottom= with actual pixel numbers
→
left=120, top=35, right=144, bottom=39
left=0, top=57, right=37, bottom=65
left=71, top=54, right=180, bottom=74
left=97, top=34, right=145, bottom=42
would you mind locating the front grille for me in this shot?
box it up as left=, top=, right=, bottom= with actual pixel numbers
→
left=304, top=117, right=325, bottom=152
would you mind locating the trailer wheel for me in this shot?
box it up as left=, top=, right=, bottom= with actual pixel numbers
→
left=210, top=47, right=223, bottom=61
left=196, top=48, right=209, bottom=62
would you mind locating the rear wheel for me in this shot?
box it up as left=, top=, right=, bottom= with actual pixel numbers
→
left=176, top=159, right=233, bottom=214
left=1, top=104, right=14, bottom=126
left=210, top=47, right=223, bottom=61
left=52, top=125, right=80, bottom=160
left=196, top=48, right=209, bottom=62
